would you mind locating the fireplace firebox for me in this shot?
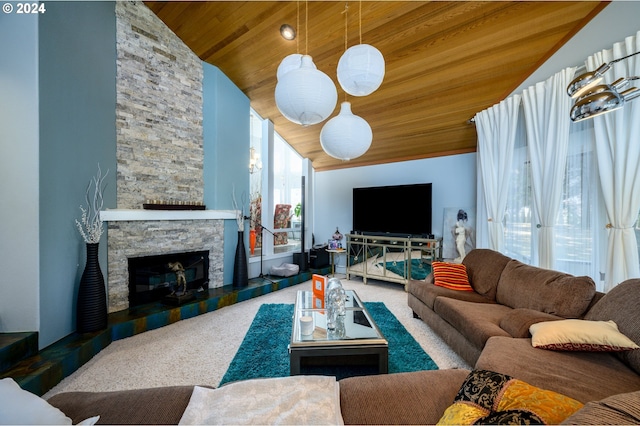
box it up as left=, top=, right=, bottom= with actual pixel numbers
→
left=128, top=250, right=209, bottom=307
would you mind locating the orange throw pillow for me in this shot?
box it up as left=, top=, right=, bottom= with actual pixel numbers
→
left=432, top=262, right=473, bottom=291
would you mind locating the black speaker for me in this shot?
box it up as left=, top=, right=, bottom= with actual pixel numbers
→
left=292, top=252, right=308, bottom=271
left=310, top=247, right=329, bottom=268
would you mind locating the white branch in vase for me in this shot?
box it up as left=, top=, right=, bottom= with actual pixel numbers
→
left=76, top=165, right=109, bottom=244
left=231, top=185, right=246, bottom=230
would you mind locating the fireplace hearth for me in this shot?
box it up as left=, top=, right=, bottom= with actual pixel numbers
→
left=128, top=250, right=209, bottom=307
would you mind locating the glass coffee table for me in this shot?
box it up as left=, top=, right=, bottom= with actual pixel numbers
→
left=289, top=290, right=388, bottom=376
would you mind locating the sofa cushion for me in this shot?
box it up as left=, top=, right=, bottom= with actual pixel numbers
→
left=339, top=369, right=470, bottom=425
left=585, top=278, right=640, bottom=375
left=561, top=390, right=640, bottom=425
left=47, top=385, right=196, bottom=425
left=496, top=259, right=596, bottom=318
left=530, top=319, right=640, bottom=352
left=476, top=336, right=640, bottom=403
left=499, top=308, right=563, bottom=338
left=433, top=297, right=511, bottom=349
left=407, top=277, right=493, bottom=310
left=432, top=262, right=473, bottom=291
left=438, top=369, right=583, bottom=425
left=462, top=249, right=511, bottom=300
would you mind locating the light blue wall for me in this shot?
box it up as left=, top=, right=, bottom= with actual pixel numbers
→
left=0, top=12, right=41, bottom=334
left=513, top=1, right=640, bottom=95
left=38, top=2, right=117, bottom=347
left=314, top=153, right=477, bottom=270
left=202, top=63, right=250, bottom=284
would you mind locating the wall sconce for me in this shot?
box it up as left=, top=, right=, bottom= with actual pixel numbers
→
left=249, top=147, right=262, bottom=174
left=570, top=76, right=640, bottom=122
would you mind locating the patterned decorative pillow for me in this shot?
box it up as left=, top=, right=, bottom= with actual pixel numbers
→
left=437, top=370, right=584, bottom=425
left=529, top=319, right=640, bottom=352
left=432, top=261, right=473, bottom=291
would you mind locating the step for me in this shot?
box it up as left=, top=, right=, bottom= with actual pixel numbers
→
left=1, top=267, right=330, bottom=396
left=0, top=332, right=38, bottom=374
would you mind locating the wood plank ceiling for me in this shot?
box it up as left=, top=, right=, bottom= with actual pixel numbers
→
left=145, top=1, right=607, bottom=171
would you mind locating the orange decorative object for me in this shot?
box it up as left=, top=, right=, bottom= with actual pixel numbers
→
left=312, top=274, right=327, bottom=302
left=249, top=229, right=257, bottom=255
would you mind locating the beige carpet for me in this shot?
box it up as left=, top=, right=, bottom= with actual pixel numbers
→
left=44, top=278, right=470, bottom=399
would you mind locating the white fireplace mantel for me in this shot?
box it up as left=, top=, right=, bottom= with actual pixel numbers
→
left=100, top=209, right=238, bottom=222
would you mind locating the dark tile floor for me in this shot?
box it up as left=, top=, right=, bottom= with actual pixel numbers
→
left=1, top=269, right=328, bottom=396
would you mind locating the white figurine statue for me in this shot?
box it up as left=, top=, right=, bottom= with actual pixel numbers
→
left=453, top=209, right=471, bottom=263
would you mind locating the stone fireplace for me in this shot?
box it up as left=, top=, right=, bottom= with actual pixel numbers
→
left=102, top=210, right=233, bottom=313
left=100, top=2, right=233, bottom=314
left=128, top=249, right=209, bottom=307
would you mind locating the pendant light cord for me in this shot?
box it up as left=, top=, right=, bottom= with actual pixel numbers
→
left=296, top=0, right=299, bottom=53
left=359, top=0, right=362, bottom=44
left=343, top=2, right=349, bottom=102
left=305, top=0, right=308, bottom=55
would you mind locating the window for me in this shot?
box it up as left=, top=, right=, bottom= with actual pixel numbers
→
left=503, top=119, right=605, bottom=289
left=249, top=109, right=303, bottom=258
left=503, top=145, right=533, bottom=264
left=273, top=133, right=303, bottom=254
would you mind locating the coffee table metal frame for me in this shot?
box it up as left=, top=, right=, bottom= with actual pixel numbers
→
left=289, top=290, right=388, bottom=375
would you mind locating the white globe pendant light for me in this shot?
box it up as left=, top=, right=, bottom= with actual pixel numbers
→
left=337, top=44, right=385, bottom=96
left=320, top=101, right=372, bottom=161
left=275, top=55, right=337, bottom=126
left=277, top=53, right=313, bottom=81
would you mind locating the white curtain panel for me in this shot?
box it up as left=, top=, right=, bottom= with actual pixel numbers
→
left=522, top=68, right=576, bottom=269
left=587, top=31, right=640, bottom=291
left=475, top=95, right=521, bottom=252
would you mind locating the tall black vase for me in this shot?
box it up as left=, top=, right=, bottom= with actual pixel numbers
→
left=77, top=242, right=108, bottom=333
left=233, top=230, right=248, bottom=288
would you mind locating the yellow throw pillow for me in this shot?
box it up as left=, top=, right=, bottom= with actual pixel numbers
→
left=437, top=370, right=583, bottom=425
left=530, top=319, right=640, bottom=352
left=432, top=262, right=473, bottom=291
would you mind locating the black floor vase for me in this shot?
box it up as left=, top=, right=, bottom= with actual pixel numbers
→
left=77, top=242, right=108, bottom=333
left=233, top=230, right=249, bottom=287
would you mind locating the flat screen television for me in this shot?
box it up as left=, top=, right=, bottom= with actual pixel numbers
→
left=352, top=183, right=432, bottom=237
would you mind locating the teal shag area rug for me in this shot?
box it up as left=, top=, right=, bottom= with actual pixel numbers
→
left=219, top=302, right=437, bottom=386
left=379, top=259, right=432, bottom=280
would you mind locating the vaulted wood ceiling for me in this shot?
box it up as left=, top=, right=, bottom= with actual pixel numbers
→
left=146, top=1, right=607, bottom=171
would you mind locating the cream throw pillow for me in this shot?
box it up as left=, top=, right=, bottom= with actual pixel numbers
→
left=0, top=378, right=72, bottom=425
left=530, top=319, right=640, bottom=352
left=0, top=378, right=99, bottom=425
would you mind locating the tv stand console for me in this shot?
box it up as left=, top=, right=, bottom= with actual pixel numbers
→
left=346, top=234, right=442, bottom=290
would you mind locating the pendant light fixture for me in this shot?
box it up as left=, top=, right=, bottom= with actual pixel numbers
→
left=337, top=1, right=385, bottom=97
left=274, top=1, right=337, bottom=126
left=275, top=55, right=337, bottom=126
left=567, top=51, right=640, bottom=98
left=320, top=101, right=372, bottom=160
left=570, top=77, right=640, bottom=122
left=320, top=3, right=372, bottom=161
left=566, top=50, right=640, bottom=121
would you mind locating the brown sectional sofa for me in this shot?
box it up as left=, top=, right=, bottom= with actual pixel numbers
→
left=408, top=249, right=600, bottom=367
left=47, top=249, right=640, bottom=424
left=407, top=249, right=640, bottom=404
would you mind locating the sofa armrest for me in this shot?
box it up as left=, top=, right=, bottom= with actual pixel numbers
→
left=562, top=389, right=640, bottom=424
left=47, top=385, right=196, bottom=425
left=339, top=369, right=470, bottom=425
left=499, top=308, right=563, bottom=338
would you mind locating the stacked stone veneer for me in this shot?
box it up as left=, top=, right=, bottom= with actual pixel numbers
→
left=115, top=1, right=204, bottom=208
left=107, top=219, right=224, bottom=313
left=107, top=2, right=221, bottom=312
